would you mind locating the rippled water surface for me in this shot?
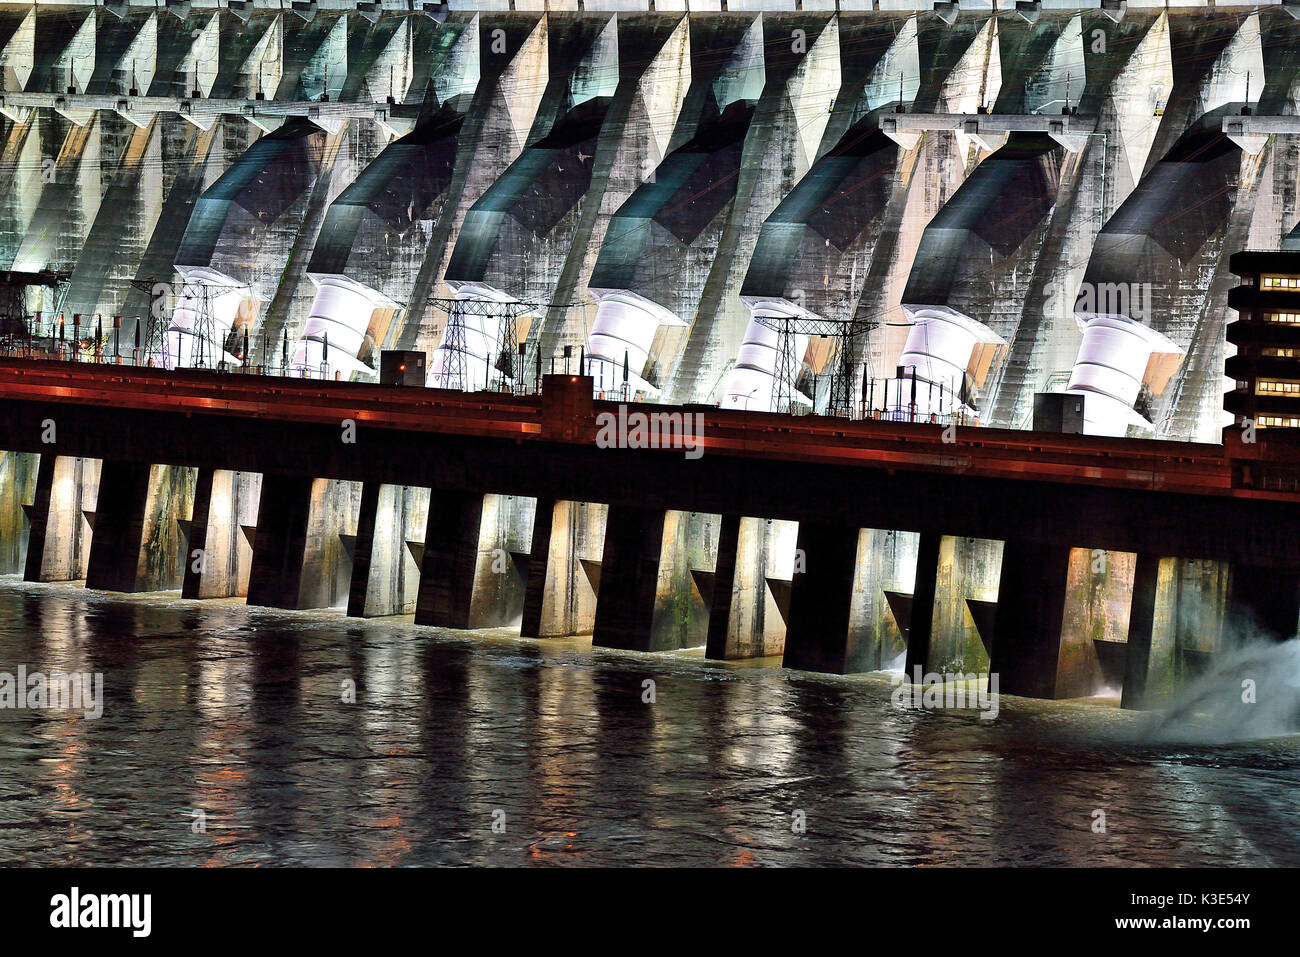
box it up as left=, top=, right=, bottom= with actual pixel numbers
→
left=0, top=578, right=1297, bottom=866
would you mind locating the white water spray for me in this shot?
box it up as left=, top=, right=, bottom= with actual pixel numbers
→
left=1141, top=638, right=1300, bottom=744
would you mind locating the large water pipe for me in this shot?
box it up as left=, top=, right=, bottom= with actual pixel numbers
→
left=583, top=290, right=685, bottom=397
left=291, top=274, right=391, bottom=378
left=163, top=266, right=246, bottom=370
left=1065, top=314, right=1185, bottom=437
left=719, top=299, right=809, bottom=411
left=884, top=307, right=1005, bottom=420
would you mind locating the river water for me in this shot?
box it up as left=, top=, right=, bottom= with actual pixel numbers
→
left=0, top=578, right=1296, bottom=867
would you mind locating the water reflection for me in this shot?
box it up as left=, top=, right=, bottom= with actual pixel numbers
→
left=0, top=579, right=1296, bottom=866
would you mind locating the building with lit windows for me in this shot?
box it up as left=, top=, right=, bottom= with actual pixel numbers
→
left=1226, top=251, right=1300, bottom=434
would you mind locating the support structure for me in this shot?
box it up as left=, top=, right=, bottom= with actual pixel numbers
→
left=989, top=541, right=1072, bottom=698
left=346, top=481, right=383, bottom=618
left=181, top=467, right=215, bottom=599
left=84, top=460, right=152, bottom=592
left=1122, top=552, right=1161, bottom=709
left=592, top=505, right=665, bottom=652
left=414, top=491, right=484, bottom=628
left=246, top=474, right=313, bottom=609
left=705, top=513, right=742, bottom=660
left=904, top=532, right=943, bottom=673
left=22, top=452, right=57, bottom=582
left=782, top=521, right=860, bottom=673
left=520, top=496, right=555, bottom=639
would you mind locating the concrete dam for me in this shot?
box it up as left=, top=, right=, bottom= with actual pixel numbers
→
left=0, top=1, right=1298, bottom=707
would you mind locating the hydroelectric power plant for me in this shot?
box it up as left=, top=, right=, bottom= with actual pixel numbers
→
left=0, top=0, right=1299, bottom=881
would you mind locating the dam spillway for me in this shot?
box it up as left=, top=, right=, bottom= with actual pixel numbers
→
left=1, top=2, right=1299, bottom=710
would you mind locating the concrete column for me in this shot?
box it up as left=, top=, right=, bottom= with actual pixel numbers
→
left=905, top=532, right=943, bottom=674
left=85, top=460, right=153, bottom=592
left=705, top=513, right=742, bottom=659
left=298, top=479, right=363, bottom=610
left=0, top=451, right=38, bottom=574
left=22, top=452, right=57, bottom=582
left=990, top=541, right=1073, bottom=698
left=182, top=467, right=216, bottom=599
left=522, top=500, right=605, bottom=637
left=184, top=469, right=262, bottom=599
left=1122, top=552, right=1161, bottom=710
left=414, top=491, right=484, bottom=629
left=1227, top=564, right=1300, bottom=642
left=345, top=484, right=428, bottom=617
left=137, top=465, right=198, bottom=592
left=24, top=455, right=99, bottom=582
left=246, top=474, right=314, bottom=609
left=592, top=505, right=666, bottom=652
left=346, top=481, right=383, bottom=618
left=649, top=510, right=717, bottom=651
left=469, top=494, right=531, bottom=628
left=783, top=522, right=860, bottom=674
left=520, top=497, right=555, bottom=638
left=851, top=528, right=919, bottom=671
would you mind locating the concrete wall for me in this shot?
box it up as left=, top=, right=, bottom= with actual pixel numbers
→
left=2, top=9, right=1295, bottom=443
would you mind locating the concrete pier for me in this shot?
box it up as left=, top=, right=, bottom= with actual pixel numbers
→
left=521, top=499, right=605, bottom=639
left=783, top=521, right=860, bottom=674
left=346, top=483, right=428, bottom=618
left=414, top=491, right=484, bottom=629
left=84, top=460, right=153, bottom=593
left=1122, top=553, right=1164, bottom=710
left=904, top=532, right=943, bottom=674
left=246, top=473, right=313, bottom=610
left=592, top=505, right=666, bottom=652
left=704, top=513, right=742, bottom=660
left=990, top=542, right=1073, bottom=699
left=24, top=455, right=99, bottom=583
left=183, top=468, right=261, bottom=599
left=0, top=451, right=38, bottom=575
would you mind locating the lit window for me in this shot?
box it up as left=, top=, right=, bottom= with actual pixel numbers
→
left=1258, top=415, right=1300, bottom=428
left=1262, top=275, right=1300, bottom=290
left=1262, top=346, right=1300, bottom=358
left=1263, top=312, right=1300, bottom=324
left=1256, top=379, right=1300, bottom=395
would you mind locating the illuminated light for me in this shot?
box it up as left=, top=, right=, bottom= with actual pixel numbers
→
left=1262, top=274, right=1300, bottom=290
